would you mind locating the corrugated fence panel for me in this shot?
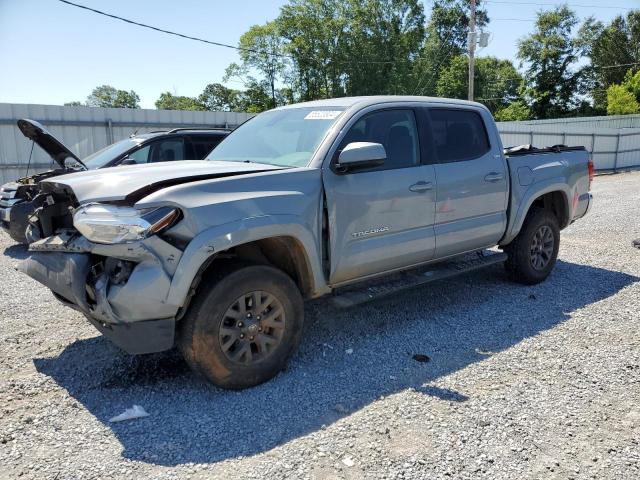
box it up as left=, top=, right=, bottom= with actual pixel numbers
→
left=0, top=103, right=254, bottom=183
left=497, top=121, right=640, bottom=172
left=499, top=114, right=640, bottom=130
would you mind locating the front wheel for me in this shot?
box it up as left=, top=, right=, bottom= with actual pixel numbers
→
left=504, top=208, right=560, bottom=285
left=178, top=264, right=304, bottom=390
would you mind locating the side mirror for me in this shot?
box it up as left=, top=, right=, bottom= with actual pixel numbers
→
left=120, top=157, right=137, bottom=165
left=335, top=142, right=386, bottom=173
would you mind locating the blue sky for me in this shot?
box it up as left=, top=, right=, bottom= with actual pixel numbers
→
left=0, top=0, right=637, bottom=109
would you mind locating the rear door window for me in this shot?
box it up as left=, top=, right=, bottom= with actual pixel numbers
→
left=149, top=138, right=185, bottom=163
left=188, top=135, right=224, bottom=159
left=428, top=109, right=490, bottom=163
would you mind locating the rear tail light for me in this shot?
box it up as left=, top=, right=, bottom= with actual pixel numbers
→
left=588, top=159, right=594, bottom=190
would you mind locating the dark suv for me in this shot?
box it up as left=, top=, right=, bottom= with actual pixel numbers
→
left=0, top=119, right=229, bottom=243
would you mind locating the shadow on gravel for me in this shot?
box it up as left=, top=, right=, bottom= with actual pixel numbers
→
left=34, top=260, right=638, bottom=466
left=3, top=243, right=29, bottom=260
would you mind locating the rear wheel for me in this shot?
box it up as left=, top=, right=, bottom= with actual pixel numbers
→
left=504, top=207, right=560, bottom=285
left=178, top=263, right=304, bottom=389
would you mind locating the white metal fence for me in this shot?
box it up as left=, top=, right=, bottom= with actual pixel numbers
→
left=1, top=103, right=638, bottom=184
left=0, top=103, right=253, bottom=183
left=497, top=121, right=640, bottom=172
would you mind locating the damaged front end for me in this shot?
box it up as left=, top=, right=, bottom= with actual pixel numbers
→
left=19, top=185, right=184, bottom=354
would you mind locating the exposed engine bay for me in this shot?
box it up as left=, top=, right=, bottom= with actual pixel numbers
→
left=24, top=184, right=78, bottom=243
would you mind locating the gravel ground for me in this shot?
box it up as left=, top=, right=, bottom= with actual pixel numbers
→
left=1, top=172, right=639, bottom=480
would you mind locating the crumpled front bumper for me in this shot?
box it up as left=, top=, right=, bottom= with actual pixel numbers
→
left=18, top=235, right=184, bottom=354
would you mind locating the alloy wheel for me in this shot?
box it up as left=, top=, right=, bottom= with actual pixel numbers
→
left=218, top=291, right=286, bottom=365
left=530, top=225, right=554, bottom=271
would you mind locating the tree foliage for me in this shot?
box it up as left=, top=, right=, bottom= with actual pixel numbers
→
left=578, top=11, right=640, bottom=111
left=86, top=85, right=140, bottom=108
left=436, top=55, right=522, bottom=112
left=494, top=101, right=532, bottom=121
left=84, top=1, right=638, bottom=119
left=197, top=82, right=275, bottom=113
left=606, top=69, right=640, bottom=115
left=227, top=21, right=288, bottom=109
left=413, top=0, right=488, bottom=96
left=607, top=85, right=640, bottom=115
left=517, top=6, right=585, bottom=119
left=155, top=92, right=205, bottom=111
left=268, top=0, right=427, bottom=100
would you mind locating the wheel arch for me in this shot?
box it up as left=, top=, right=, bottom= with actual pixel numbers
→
left=166, top=215, right=329, bottom=313
left=502, top=182, right=570, bottom=245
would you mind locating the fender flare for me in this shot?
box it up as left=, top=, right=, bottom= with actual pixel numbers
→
left=502, top=179, right=571, bottom=245
left=165, top=214, right=329, bottom=307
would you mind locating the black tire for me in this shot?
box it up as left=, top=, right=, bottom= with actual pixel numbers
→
left=3, top=201, right=34, bottom=244
left=504, top=207, right=560, bottom=285
left=178, top=263, right=304, bottom=390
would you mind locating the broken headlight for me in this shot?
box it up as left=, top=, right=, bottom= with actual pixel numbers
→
left=73, top=203, right=180, bottom=244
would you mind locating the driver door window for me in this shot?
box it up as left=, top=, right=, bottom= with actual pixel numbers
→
left=337, top=109, right=420, bottom=171
left=322, top=108, right=437, bottom=284
left=125, top=145, right=151, bottom=164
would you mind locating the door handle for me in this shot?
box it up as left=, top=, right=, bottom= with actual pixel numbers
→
left=484, top=172, right=504, bottom=182
left=409, top=181, right=433, bottom=192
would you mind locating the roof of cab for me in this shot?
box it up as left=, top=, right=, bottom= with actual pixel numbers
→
left=275, top=95, right=488, bottom=111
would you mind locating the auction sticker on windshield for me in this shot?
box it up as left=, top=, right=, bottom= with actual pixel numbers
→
left=304, top=110, right=343, bottom=120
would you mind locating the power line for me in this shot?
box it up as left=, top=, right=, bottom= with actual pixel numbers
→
left=56, top=0, right=401, bottom=66
left=492, top=17, right=537, bottom=22
left=594, top=61, right=640, bottom=70
left=485, top=0, right=633, bottom=10
left=57, top=0, right=291, bottom=59
left=55, top=0, right=640, bottom=83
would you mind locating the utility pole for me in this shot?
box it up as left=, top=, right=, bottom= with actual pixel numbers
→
left=468, top=0, right=476, bottom=101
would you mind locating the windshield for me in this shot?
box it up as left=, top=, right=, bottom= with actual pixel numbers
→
left=82, top=138, right=142, bottom=169
left=206, top=107, right=345, bottom=167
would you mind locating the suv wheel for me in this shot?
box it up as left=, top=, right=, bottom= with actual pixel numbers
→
left=178, top=263, right=304, bottom=389
left=504, top=207, right=560, bottom=285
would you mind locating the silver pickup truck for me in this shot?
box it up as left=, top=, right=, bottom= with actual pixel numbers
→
left=18, top=96, right=593, bottom=389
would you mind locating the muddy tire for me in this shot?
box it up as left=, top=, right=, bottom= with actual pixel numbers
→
left=504, top=207, right=560, bottom=285
left=178, top=263, right=304, bottom=390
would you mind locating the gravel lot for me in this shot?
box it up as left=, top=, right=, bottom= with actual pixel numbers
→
left=1, top=172, right=639, bottom=480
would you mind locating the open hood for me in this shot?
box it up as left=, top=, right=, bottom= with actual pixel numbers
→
left=17, top=119, right=86, bottom=170
left=41, top=160, right=285, bottom=204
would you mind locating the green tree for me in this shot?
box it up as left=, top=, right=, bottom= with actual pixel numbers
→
left=623, top=68, right=640, bottom=99
left=277, top=0, right=346, bottom=100
left=413, top=0, right=489, bottom=96
left=64, top=101, right=83, bottom=106
left=236, top=79, right=275, bottom=113
left=86, top=85, right=140, bottom=108
left=578, top=10, right=640, bottom=111
left=494, top=101, right=533, bottom=121
left=226, top=22, right=288, bottom=108
left=606, top=69, right=640, bottom=115
left=606, top=85, right=640, bottom=115
left=155, top=92, right=205, bottom=111
left=517, top=6, right=584, bottom=119
left=198, top=83, right=243, bottom=111
left=338, top=0, right=425, bottom=96
left=436, top=55, right=522, bottom=112
left=275, top=0, right=426, bottom=100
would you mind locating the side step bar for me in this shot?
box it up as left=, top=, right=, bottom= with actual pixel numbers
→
left=331, top=250, right=507, bottom=308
